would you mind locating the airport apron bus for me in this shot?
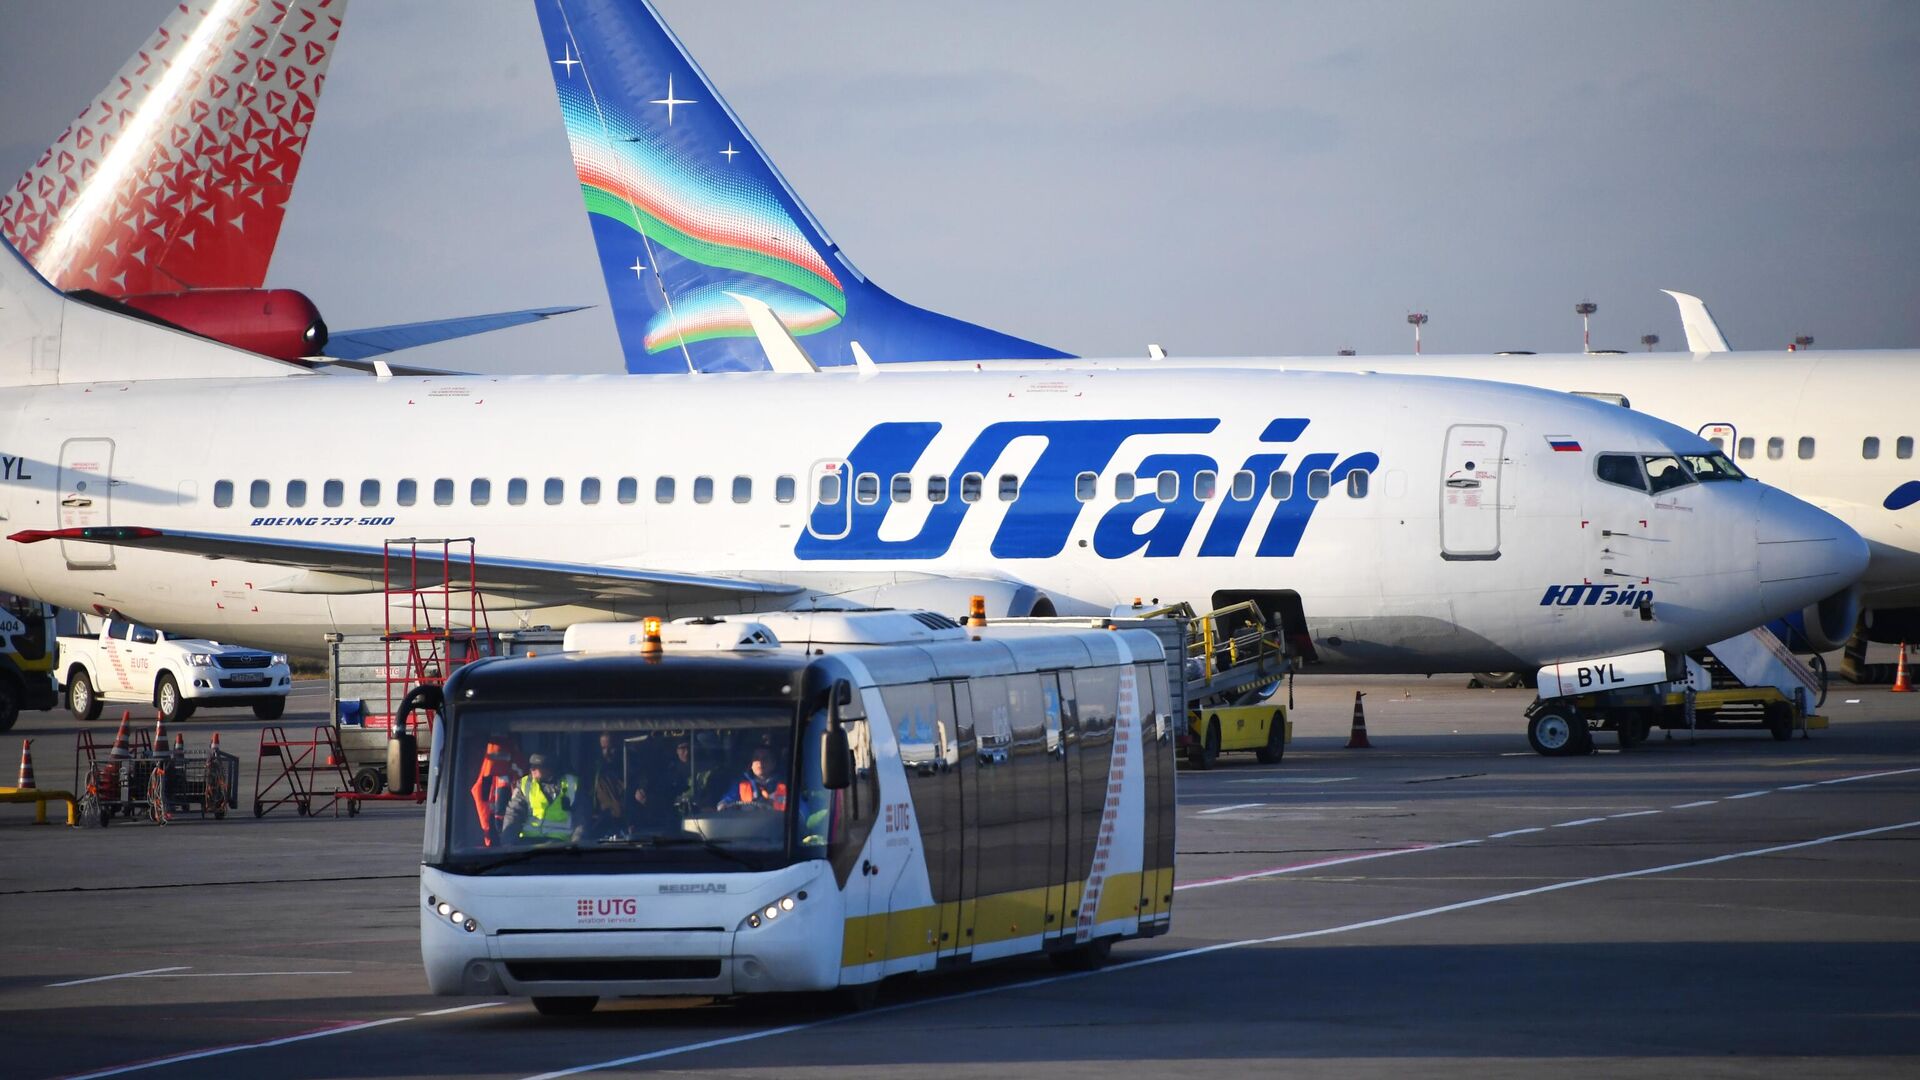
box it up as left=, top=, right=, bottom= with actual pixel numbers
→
left=418, top=610, right=1177, bottom=1014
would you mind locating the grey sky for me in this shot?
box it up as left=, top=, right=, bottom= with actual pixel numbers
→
left=2, top=1, right=1916, bottom=375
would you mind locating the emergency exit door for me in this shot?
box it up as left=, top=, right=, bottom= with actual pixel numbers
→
left=58, top=438, right=115, bottom=569
left=1440, top=425, right=1504, bottom=561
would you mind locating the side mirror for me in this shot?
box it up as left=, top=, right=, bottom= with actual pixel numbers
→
left=821, top=725, right=853, bottom=790
left=832, top=679, right=867, bottom=723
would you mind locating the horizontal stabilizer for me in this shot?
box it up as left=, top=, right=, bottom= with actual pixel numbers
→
left=1661, top=290, right=1731, bottom=353
left=322, top=306, right=591, bottom=360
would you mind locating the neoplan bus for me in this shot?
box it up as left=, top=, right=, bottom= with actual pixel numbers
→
left=417, top=610, right=1176, bottom=1015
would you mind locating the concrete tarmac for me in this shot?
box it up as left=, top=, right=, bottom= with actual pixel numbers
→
left=2, top=674, right=1915, bottom=1079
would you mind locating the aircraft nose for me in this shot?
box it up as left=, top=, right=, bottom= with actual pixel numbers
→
left=1754, top=486, right=1871, bottom=615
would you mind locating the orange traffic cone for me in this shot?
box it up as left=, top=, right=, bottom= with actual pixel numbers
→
left=1346, top=691, right=1372, bottom=749
left=152, top=714, right=167, bottom=754
left=1893, top=643, right=1913, bottom=693
left=210, top=731, right=221, bottom=755
left=109, top=711, right=133, bottom=760
left=173, top=733, right=185, bottom=757
left=16, top=739, right=35, bottom=789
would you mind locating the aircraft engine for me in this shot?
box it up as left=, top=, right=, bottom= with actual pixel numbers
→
left=115, top=289, right=328, bottom=362
left=1787, top=586, right=1861, bottom=652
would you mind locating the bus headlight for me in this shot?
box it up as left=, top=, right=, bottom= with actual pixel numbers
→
left=430, top=896, right=478, bottom=932
left=739, top=889, right=807, bottom=930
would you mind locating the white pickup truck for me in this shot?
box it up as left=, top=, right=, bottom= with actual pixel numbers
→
left=59, top=616, right=292, bottom=723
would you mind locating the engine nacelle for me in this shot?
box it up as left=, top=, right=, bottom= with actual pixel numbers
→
left=117, top=289, right=327, bottom=361
left=808, top=578, right=1058, bottom=623
left=1769, top=585, right=1861, bottom=652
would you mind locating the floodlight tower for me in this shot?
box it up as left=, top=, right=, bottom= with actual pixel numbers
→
left=1407, top=312, right=1428, bottom=354
left=1575, top=301, right=1598, bottom=353
left=1641, top=333, right=1659, bottom=352
left=1795, top=335, right=1815, bottom=351
left=1337, top=348, right=1357, bottom=356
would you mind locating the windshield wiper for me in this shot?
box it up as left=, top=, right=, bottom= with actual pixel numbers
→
left=453, top=844, right=602, bottom=875
left=641, top=836, right=764, bottom=870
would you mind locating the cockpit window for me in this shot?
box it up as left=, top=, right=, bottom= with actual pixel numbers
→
left=1682, top=452, right=1745, bottom=482
left=1595, top=454, right=1648, bottom=493
left=1642, top=455, right=1695, bottom=493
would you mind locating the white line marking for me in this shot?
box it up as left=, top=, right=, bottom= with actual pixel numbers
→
left=1174, top=840, right=1482, bottom=891
left=1197, top=803, right=1264, bottom=815
left=1488, top=827, right=1544, bottom=838
left=419, top=1001, right=506, bottom=1017
left=1780, top=783, right=1819, bottom=791
left=61, top=1017, right=412, bottom=1080
left=522, top=820, right=1920, bottom=1079
left=1553, top=817, right=1606, bottom=827
left=140, top=971, right=352, bottom=979
left=1226, top=776, right=1356, bottom=785
left=1818, top=767, right=1920, bottom=785
left=47, top=966, right=188, bottom=987
left=1672, top=800, right=1718, bottom=809
left=1727, top=790, right=1771, bottom=800
left=1608, top=810, right=1662, bottom=819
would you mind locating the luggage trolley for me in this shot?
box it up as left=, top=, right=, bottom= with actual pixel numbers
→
left=75, top=731, right=238, bottom=827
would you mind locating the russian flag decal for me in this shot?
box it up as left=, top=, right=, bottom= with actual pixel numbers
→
left=1546, top=436, right=1582, bottom=452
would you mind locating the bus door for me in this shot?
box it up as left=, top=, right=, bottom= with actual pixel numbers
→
left=1044, top=671, right=1081, bottom=939
left=58, top=438, right=116, bottom=569
left=945, top=681, right=977, bottom=960
left=1134, top=662, right=1168, bottom=919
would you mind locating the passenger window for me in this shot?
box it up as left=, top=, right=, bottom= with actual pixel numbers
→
left=1863, top=437, right=1880, bottom=460
left=855, top=473, right=879, bottom=505
left=1707, top=436, right=1726, bottom=451
left=360, top=479, right=380, bottom=507
left=1232, top=470, right=1254, bottom=500
left=961, top=473, right=984, bottom=503
left=999, top=474, right=1020, bottom=501
left=1797, top=437, right=1815, bottom=460
left=1766, top=437, right=1784, bottom=461
left=1307, top=470, right=1331, bottom=500
left=470, top=479, right=491, bottom=506
left=1644, top=455, right=1694, bottom=493
left=618, top=477, right=637, bottom=504
left=397, top=479, right=417, bottom=507
left=816, top=472, right=839, bottom=506
left=1595, top=453, right=1648, bottom=492
left=1075, top=471, right=1097, bottom=502
left=580, top=477, right=600, bottom=505
left=891, top=474, right=912, bottom=503
left=1194, top=470, right=1216, bottom=500
left=544, top=477, right=563, bottom=505
left=507, top=478, right=527, bottom=506
left=1901, top=436, right=1915, bottom=460
left=776, top=475, right=796, bottom=503
left=1114, top=473, right=1135, bottom=501
left=656, top=477, right=675, bottom=504
left=733, top=476, right=752, bottom=504
left=249, top=480, right=269, bottom=508
left=926, top=475, right=948, bottom=503
left=1270, top=470, right=1293, bottom=500
left=434, top=479, right=454, bottom=506
left=320, top=480, right=342, bottom=507
left=1346, top=469, right=1369, bottom=498
left=694, top=476, right=714, bottom=504
left=1737, top=436, right=1755, bottom=460
left=214, top=480, right=233, bottom=508
left=1155, top=471, right=1178, bottom=502
left=286, top=479, right=307, bottom=508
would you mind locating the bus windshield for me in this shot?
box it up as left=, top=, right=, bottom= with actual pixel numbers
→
left=435, top=703, right=829, bottom=874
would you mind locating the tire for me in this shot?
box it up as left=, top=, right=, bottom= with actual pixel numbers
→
left=0, top=677, right=18, bottom=733
left=1254, top=710, right=1286, bottom=764
left=1473, top=671, right=1525, bottom=689
left=1527, top=709, right=1581, bottom=756
left=1616, top=713, right=1647, bottom=750
left=351, top=766, right=385, bottom=796
left=69, top=669, right=102, bottom=723
left=1187, top=718, right=1220, bottom=770
left=1049, top=937, right=1114, bottom=971
left=253, top=697, right=286, bottom=721
left=155, top=675, right=194, bottom=723
left=832, top=980, right=881, bottom=1012
left=531, top=996, right=598, bottom=1016
left=1767, top=703, right=1795, bottom=741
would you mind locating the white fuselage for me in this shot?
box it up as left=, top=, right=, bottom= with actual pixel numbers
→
left=0, top=366, right=1865, bottom=670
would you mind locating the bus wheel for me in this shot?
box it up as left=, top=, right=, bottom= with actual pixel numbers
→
left=1254, top=710, right=1286, bottom=764
left=833, top=980, right=881, bottom=1012
left=1050, top=937, right=1113, bottom=971
left=531, top=996, right=598, bottom=1016
left=1188, top=719, right=1220, bottom=770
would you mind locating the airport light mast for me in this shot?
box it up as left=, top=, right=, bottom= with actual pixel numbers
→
left=1575, top=301, right=1598, bottom=353
left=1641, top=333, right=1659, bottom=352
left=1794, top=335, right=1815, bottom=351
left=1407, top=312, right=1428, bottom=355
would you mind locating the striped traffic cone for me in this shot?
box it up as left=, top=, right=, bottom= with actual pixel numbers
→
left=1893, top=643, right=1913, bottom=693
left=108, top=711, right=133, bottom=759
left=152, top=713, right=167, bottom=754
left=173, top=732, right=185, bottom=757
left=1346, top=691, right=1373, bottom=749
left=16, top=739, right=35, bottom=789
left=210, top=731, right=221, bottom=755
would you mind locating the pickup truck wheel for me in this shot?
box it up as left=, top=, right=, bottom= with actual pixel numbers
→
left=253, top=698, right=286, bottom=721
left=69, top=670, right=102, bottom=723
left=155, top=675, right=194, bottom=723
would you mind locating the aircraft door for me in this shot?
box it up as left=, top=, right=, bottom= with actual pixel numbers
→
left=806, top=460, right=851, bottom=540
left=1440, top=425, right=1505, bottom=561
left=1698, top=423, right=1737, bottom=455
left=57, top=438, right=116, bottom=569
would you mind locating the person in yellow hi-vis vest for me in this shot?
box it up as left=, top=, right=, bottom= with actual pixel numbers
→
left=501, top=753, right=581, bottom=843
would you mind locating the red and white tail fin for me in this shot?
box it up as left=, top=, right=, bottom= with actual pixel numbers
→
left=0, top=0, right=346, bottom=295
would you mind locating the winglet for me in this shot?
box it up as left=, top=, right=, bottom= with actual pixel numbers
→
left=849, top=341, right=877, bottom=372
left=727, top=292, right=818, bottom=373
left=1661, top=290, right=1730, bottom=353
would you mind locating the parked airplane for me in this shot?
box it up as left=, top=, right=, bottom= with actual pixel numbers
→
left=1, top=0, right=581, bottom=366
left=543, top=2, right=1915, bottom=655
left=0, top=239, right=1867, bottom=681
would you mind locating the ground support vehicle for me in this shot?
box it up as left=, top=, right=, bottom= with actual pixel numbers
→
left=419, top=609, right=1176, bottom=1015
left=0, top=594, right=59, bottom=732
left=1103, top=601, right=1293, bottom=769
left=58, top=615, right=290, bottom=724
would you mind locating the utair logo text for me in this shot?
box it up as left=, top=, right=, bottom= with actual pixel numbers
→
left=1540, top=583, right=1654, bottom=608
left=796, top=418, right=1379, bottom=561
